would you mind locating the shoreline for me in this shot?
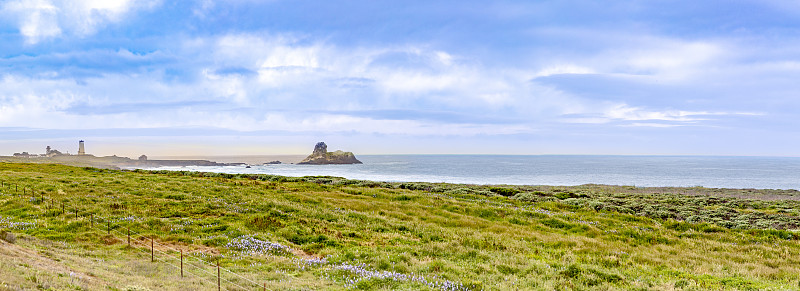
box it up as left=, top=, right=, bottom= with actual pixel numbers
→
left=135, top=165, right=800, bottom=191
left=5, top=154, right=800, bottom=190
left=5, top=155, right=800, bottom=190
left=126, top=166, right=800, bottom=201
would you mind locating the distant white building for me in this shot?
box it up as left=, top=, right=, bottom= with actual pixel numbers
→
left=78, top=140, right=86, bottom=155
left=45, top=146, right=63, bottom=157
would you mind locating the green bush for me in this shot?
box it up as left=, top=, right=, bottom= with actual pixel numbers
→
left=496, top=264, right=519, bottom=275
left=489, top=187, right=520, bottom=196
left=287, top=234, right=337, bottom=246
left=664, top=220, right=692, bottom=232
left=561, top=264, right=582, bottom=278
left=249, top=215, right=282, bottom=230
left=163, top=193, right=187, bottom=200
left=747, top=229, right=798, bottom=240
left=554, top=191, right=589, bottom=199
left=392, top=195, right=414, bottom=201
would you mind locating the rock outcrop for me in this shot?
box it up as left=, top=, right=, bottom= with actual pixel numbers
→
left=298, top=142, right=362, bottom=165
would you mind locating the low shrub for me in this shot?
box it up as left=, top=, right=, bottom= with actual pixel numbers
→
left=746, top=229, right=798, bottom=240
left=489, top=187, right=520, bottom=196
left=554, top=191, right=590, bottom=199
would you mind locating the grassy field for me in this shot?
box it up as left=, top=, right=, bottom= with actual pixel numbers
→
left=1, top=162, right=799, bottom=290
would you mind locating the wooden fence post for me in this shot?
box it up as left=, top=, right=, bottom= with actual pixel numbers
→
left=180, top=249, right=184, bottom=278
left=151, top=237, right=154, bottom=262
left=217, top=259, right=221, bottom=291
left=127, top=228, right=130, bottom=247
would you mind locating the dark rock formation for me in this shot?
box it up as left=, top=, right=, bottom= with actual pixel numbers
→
left=298, top=142, right=362, bottom=165
left=264, top=160, right=282, bottom=165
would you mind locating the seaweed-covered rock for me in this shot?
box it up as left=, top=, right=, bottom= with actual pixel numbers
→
left=298, top=142, right=362, bottom=165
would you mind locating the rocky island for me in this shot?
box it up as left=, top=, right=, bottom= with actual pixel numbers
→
left=297, top=142, right=362, bottom=165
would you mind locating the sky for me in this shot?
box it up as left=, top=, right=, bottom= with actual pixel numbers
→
left=2, top=0, right=800, bottom=157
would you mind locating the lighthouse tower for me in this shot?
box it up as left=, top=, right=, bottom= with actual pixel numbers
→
left=78, top=140, right=86, bottom=155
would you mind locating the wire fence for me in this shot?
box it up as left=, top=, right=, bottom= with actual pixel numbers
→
left=0, top=181, right=273, bottom=291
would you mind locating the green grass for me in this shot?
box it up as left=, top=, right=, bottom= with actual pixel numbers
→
left=0, top=162, right=799, bottom=290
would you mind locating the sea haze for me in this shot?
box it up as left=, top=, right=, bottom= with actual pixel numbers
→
left=138, top=155, right=800, bottom=190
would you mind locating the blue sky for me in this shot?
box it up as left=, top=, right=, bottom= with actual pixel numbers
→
left=2, top=0, right=800, bottom=156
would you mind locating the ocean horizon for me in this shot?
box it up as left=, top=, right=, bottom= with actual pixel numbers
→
left=138, top=155, right=800, bottom=190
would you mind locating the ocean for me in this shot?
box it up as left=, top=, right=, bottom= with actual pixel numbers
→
left=140, top=155, right=800, bottom=190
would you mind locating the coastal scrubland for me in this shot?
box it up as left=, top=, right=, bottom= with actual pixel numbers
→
left=1, top=162, right=799, bottom=290
left=0, top=155, right=135, bottom=169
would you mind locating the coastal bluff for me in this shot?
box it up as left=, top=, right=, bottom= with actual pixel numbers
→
left=298, top=142, right=362, bottom=165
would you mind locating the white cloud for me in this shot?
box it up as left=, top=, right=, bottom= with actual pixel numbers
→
left=0, top=30, right=769, bottom=139
left=528, top=28, right=731, bottom=82
left=260, top=46, right=321, bottom=69
left=201, top=69, right=250, bottom=104
left=562, top=103, right=762, bottom=126
left=532, top=64, right=595, bottom=78
left=0, top=73, right=534, bottom=137
left=624, top=123, right=683, bottom=128
left=603, top=104, right=709, bottom=122
left=1, top=0, right=158, bottom=44
left=1, top=0, right=61, bottom=44
left=269, top=113, right=534, bottom=136
left=619, top=40, right=724, bottom=80
left=203, top=34, right=536, bottom=109
left=62, top=0, right=135, bottom=35
left=435, top=51, right=454, bottom=66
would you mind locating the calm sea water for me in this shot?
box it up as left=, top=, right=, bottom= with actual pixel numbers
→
left=139, top=155, right=800, bottom=190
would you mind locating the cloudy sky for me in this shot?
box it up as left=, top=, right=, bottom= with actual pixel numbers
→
left=1, top=0, right=800, bottom=157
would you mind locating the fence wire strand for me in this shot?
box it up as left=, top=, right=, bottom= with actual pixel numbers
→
left=1, top=182, right=277, bottom=290
left=85, top=217, right=263, bottom=290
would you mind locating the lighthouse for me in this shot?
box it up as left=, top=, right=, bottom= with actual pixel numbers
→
left=78, top=140, right=86, bottom=155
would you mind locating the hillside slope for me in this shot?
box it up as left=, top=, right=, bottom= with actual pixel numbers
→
left=1, top=163, right=798, bottom=290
